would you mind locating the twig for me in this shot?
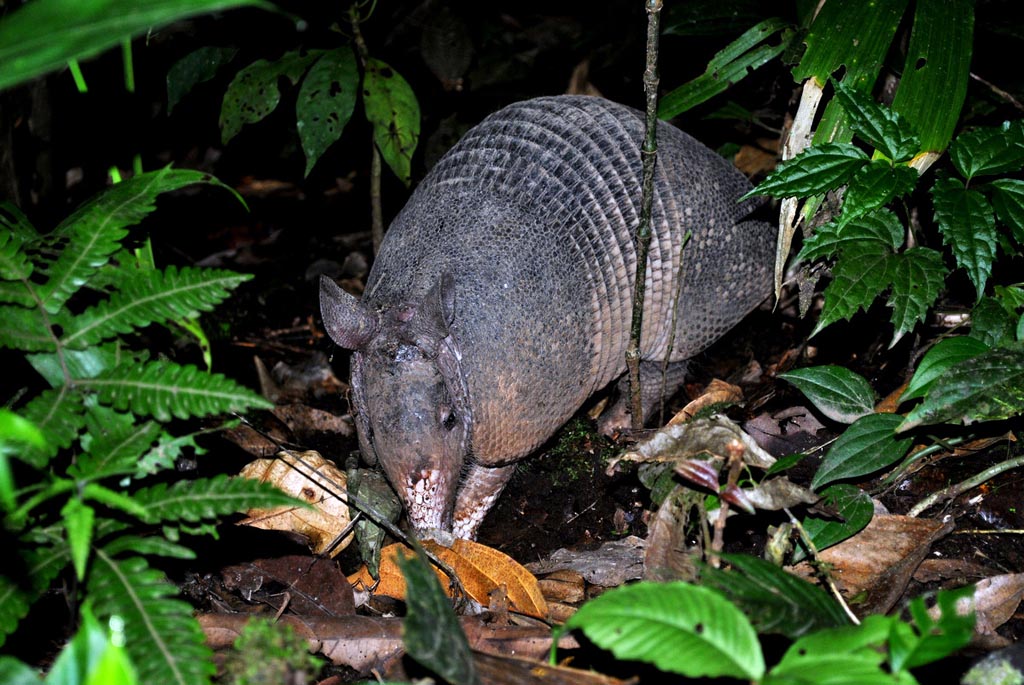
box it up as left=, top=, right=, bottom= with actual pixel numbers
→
left=627, top=0, right=663, bottom=431
left=349, top=5, right=385, bottom=254
left=970, top=72, right=1024, bottom=113
left=907, top=453, right=1024, bottom=518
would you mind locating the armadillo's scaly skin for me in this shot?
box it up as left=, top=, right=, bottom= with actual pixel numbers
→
left=344, top=95, right=774, bottom=536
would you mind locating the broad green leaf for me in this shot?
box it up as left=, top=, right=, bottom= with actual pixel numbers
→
left=890, top=585, right=974, bottom=672
left=658, top=18, right=792, bottom=118
left=61, top=266, right=251, bottom=347
left=297, top=47, right=359, bottom=177
left=931, top=176, right=996, bottom=300
left=969, top=296, right=1018, bottom=347
left=765, top=655, right=898, bottom=685
left=0, top=0, right=269, bottom=93
left=902, top=336, right=989, bottom=402
left=887, top=247, right=946, bottom=346
left=812, top=413, right=913, bottom=489
left=950, top=121, right=1024, bottom=181
left=363, top=59, right=420, bottom=186
left=220, top=50, right=324, bottom=144
left=61, top=498, right=95, bottom=581
left=700, top=553, right=849, bottom=638
left=796, top=484, right=873, bottom=562
left=890, top=0, right=973, bottom=153
left=833, top=81, right=919, bottom=162
left=899, top=345, right=1024, bottom=430
left=780, top=365, right=875, bottom=424
left=839, top=161, right=918, bottom=222
left=133, top=474, right=299, bottom=524
left=45, top=603, right=139, bottom=685
left=989, top=178, right=1024, bottom=245
left=80, top=360, right=272, bottom=421
left=35, top=167, right=235, bottom=314
left=166, top=45, right=238, bottom=114
left=565, top=582, right=764, bottom=680
left=814, top=243, right=894, bottom=337
left=746, top=143, right=868, bottom=199
left=396, top=547, right=476, bottom=685
left=0, top=657, right=39, bottom=685
left=798, top=209, right=905, bottom=262
left=89, top=553, right=214, bottom=685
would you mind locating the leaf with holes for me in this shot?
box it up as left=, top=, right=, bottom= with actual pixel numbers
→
left=297, top=47, right=359, bottom=177
left=363, top=59, right=420, bottom=186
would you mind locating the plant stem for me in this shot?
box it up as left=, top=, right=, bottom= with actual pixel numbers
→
left=908, top=452, right=1024, bottom=517
left=349, top=5, right=385, bottom=254
left=627, top=0, right=663, bottom=431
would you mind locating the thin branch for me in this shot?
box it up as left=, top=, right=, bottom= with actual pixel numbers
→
left=907, top=452, right=1024, bottom=518
left=627, top=0, right=663, bottom=431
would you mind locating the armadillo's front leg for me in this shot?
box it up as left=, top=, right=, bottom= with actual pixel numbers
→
left=597, top=360, right=690, bottom=435
left=452, top=462, right=517, bottom=539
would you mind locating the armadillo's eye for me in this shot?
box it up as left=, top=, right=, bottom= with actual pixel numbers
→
left=440, top=407, right=458, bottom=431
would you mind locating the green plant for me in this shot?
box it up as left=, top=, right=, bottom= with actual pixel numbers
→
left=221, top=618, right=323, bottom=685
left=0, top=168, right=299, bottom=684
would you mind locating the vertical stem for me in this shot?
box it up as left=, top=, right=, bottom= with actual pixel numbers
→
left=627, top=0, right=663, bottom=431
left=349, top=5, right=385, bottom=255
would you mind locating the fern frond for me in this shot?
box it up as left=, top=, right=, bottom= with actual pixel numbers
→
left=17, top=388, right=86, bottom=468
left=0, top=305, right=58, bottom=352
left=62, top=266, right=252, bottom=347
left=81, top=360, right=273, bottom=421
left=0, top=203, right=36, bottom=281
left=101, top=535, right=197, bottom=560
left=134, top=474, right=300, bottom=524
left=34, top=168, right=234, bottom=315
left=0, top=543, right=69, bottom=647
left=0, top=281, right=33, bottom=306
left=89, top=552, right=214, bottom=685
left=70, top=409, right=160, bottom=481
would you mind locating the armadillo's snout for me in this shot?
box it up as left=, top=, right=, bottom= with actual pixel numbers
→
left=402, top=468, right=452, bottom=532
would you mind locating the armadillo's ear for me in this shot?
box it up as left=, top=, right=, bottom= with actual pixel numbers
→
left=319, top=275, right=380, bottom=349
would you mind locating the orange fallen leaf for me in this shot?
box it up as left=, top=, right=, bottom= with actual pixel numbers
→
left=349, top=539, right=549, bottom=619
left=669, top=379, right=744, bottom=425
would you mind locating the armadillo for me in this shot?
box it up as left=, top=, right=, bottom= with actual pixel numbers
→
left=320, top=95, right=774, bottom=539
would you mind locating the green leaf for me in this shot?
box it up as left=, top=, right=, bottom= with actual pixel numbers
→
left=82, top=483, right=150, bottom=520
left=363, top=59, right=420, bottom=186
left=890, top=0, right=973, bottom=153
left=565, top=582, right=764, bottom=680
left=890, top=585, right=974, bottom=671
left=166, top=45, right=238, bottom=114
left=35, top=167, right=235, bottom=314
left=61, top=266, right=251, bottom=347
left=219, top=49, right=324, bottom=144
left=0, top=409, right=46, bottom=449
left=396, top=546, right=476, bottom=685
left=0, top=0, right=269, bottom=93
left=795, top=483, right=873, bottom=561
left=28, top=344, right=132, bottom=386
left=0, top=543, right=68, bottom=647
left=902, top=336, right=989, bottom=402
left=80, top=360, right=272, bottom=421
left=100, top=535, right=196, bottom=560
left=792, top=0, right=909, bottom=89
left=969, top=296, right=1018, bottom=347
left=833, top=80, right=919, bottom=162
left=0, top=657, right=40, bottom=685
left=296, top=47, right=359, bottom=177
left=887, top=247, right=946, bottom=346
left=0, top=305, right=57, bottom=352
left=89, top=553, right=214, bottom=685
left=798, top=209, right=905, bottom=262
left=133, top=474, right=298, bottom=524
left=61, top=498, right=95, bottom=581
left=0, top=204, right=36, bottom=282
left=814, top=243, right=894, bottom=336
left=767, top=615, right=897, bottom=684
left=45, top=603, right=139, bottom=685
left=899, top=345, right=1024, bottom=430
left=71, top=410, right=161, bottom=481
left=989, top=178, right=1024, bottom=245
left=931, top=176, right=996, bottom=300
left=950, top=121, right=1024, bottom=181
left=745, top=143, right=868, bottom=199
left=700, top=553, right=849, bottom=638
left=812, top=413, right=913, bottom=489
left=840, top=161, right=918, bottom=222
left=658, top=18, right=792, bottom=118
left=17, top=388, right=86, bottom=468
left=780, top=365, right=875, bottom=424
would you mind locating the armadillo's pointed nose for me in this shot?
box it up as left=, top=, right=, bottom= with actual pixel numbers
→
left=402, top=468, right=452, bottom=532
